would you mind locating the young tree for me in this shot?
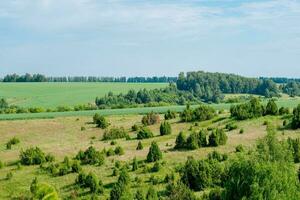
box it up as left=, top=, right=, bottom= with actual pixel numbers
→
left=292, top=104, right=300, bottom=129
left=110, top=169, right=132, bottom=200
left=132, top=157, right=139, bottom=171
left=265, top=99, right=278, bottom=115
left=136, top=141, right=144, bottom=150
left=160, top=121, right=172, bottom=136
left=174, top=132, right=187, bottom=149
left=146, top=186, right=158, bottom=200
left=135, top=189, right=145, bottom=200
left=147, top=142, right=162, bottom=163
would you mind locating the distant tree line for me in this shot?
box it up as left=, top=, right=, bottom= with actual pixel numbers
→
left=260, top=77, right=300, bottom=84
left=177, top=71, right=280, bottom=102
left=1, top=73, right=177, bottom=83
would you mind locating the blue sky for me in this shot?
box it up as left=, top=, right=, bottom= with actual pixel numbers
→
left=0, top=0, right=299, bottom=77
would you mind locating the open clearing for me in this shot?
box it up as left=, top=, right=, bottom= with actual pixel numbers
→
left=0, top=112, right=299, bottom=199
left=0, top=82, right=167, bottom=108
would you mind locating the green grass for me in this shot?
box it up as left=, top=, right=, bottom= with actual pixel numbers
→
left=0, top=111, right=298, bottom=199
left=0, top=82, right=167, bottom=108
left=1, top=97, right=299, bottom=121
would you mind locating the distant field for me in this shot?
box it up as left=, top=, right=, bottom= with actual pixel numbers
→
left=0, top=97, right=299, bottom=120
left=0, top=82, right=167, bottom=108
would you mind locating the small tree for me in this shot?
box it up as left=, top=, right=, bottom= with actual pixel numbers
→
left=147, top=142, right=162, bottom=163
left=135, top=189, right=145, bottom=200
left=136, top=141, right=144, bottom=150
left=174, top=132, right=187, bottom=149
left=137, top=127, right=154, bottom=139
left=110, top=169, right=131, bottom=200
left=164, top=110, right=176, bottom=120
left=186, top=133, right=199, bottom=150
left=265, top=99, right=278, bottom=115
left=142, top=112, right=160, bottom=126
left=160, top=121, right=172, bottom=136
left=292, top=104, right=300, bottom=129
left=115, top=146, right=125, bottom=156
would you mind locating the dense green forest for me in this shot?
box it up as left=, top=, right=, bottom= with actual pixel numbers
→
left=1, top=73, right=177, bottom=83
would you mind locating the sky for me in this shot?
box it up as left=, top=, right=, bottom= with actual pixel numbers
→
left=0, top=0, right=299, bottom=77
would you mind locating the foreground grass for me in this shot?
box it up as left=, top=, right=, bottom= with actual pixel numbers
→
left=0, top=82, right=167, bottom=108
left=0, top=112, right=297, bottom=199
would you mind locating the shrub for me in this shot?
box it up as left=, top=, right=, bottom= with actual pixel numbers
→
left=279, top=107, right=290, bottom=115
left=208, top=129, right=227, bottom=147
left=93, top=113, right=109, bottom=129
left=111, top=140, right=117, bottom=145
left=147, top=142, right=162, bottom=163
left=239, top=128, right=244, bottom=134
left=160, top=121, right=172, bottom=136
left=180, top=157, right=223, bottom=191
left=137, top=127, right=154, bottom=140
left=45, top=154, right=55, bottom=162
left=174, top=132, right=187, bottom=149
left=71, top=160, right=82, bottom=173
left=106, top=148, right=115, bottom=157
left=225, top=123, right=238, bottom=131
left=132, top=157, right=139, bottom=171
left=81, top=126, right=86, bottom=131
left=141, top=112, right=160, bottom=126
left=110, top=169, right=131, bottom=200
left=235, top=144, right=245, bottom=153
left=30, top=180, right=59, bottom=199
left=6, top=137, right=20, bottom=149
left=181, top=104, right=216, bottom=122
left=164, top=110, right=177, bottom=120
left=292, top=104, right=300, bottom=129
left=102, top=127, right=128, bottom=140
left=165, top=181, right=197, bottom=200
left=146, top=186, right=158, bottom=200
left=115, top=146, right=125, bottom=156
left=136, top=141, right=144, bottom=150
left=151, top=162, right=161, bottom=172
left=76, top=171, right=103, bottom=194
left=20, top=147, right=46, bottom=165
left=6, top=172, right=13, bottom=180
left=0, top=160, right=4, bottom=169
left=265, top=99, right=278, bottom=115
left=207, top=151, right=227, bottom=162
left=230, top=97, right=264, bottom=120
left=135, top=189, right=145, bottom=200
left=287, top=138, right=300, bottom=163
left=132, top=124, right=140, bottom=131
left=75, top=146, right=105, bottom=166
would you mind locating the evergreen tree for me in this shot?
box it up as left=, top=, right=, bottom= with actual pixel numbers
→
left=160, top=121, right=172, bottom=136
left=265, top=99, right=278, bottom=115
left=136, top=141, right=144, bottom=150
left=147, top=142, right=162, bottom=163
left=146, top=186, right=158, bottom=200
left=292, top=104, right=300, bottom=129
left=132, top=157, right=139, bottom=171
left=174, top=132, right=187, bottom=149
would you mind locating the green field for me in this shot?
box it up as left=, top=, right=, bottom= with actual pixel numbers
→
left=0, top=97, right=299, bottom=120
left=0, top=82, right=167, bottom=108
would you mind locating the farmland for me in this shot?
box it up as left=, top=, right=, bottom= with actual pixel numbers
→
left=0, top=82, right=167, bottom=108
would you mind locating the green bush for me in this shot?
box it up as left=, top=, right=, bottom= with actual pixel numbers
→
left=146, top=186, right=158, bottom=200
left=180, top=104, right=216, bottom=122
left=164, top=110, right=177, bottom=120
left=230, top=97, right=264, bottom=120
left=132, top=157, right=139, bottom=171
left=174, top=132, right=187, bottom=150
left=141, top=112, right=160, bottom=126
left=110, top=169, right=132, bottom=200
left=102, top=127, right=128, bottom=140
left=131, top=124, right=140, bottom=131
left=20, top=147, right=46, bottom=165
left=106, top=148, right=115, bottom=157
left=292, top=104, right=300, bottom=129
left=71, top=160, right=82, bottom=173
left=93, top=113, right=109, bottom=129
left=136, top=141, right=144, bottom=150
left=208, top=129, right=227, bottom=147
left=265, top=99, right=278, bottom=115
left=137, top=127, right=154, bottom=139
left=75, top=146, right=105, bottom=165
left=115, top=146, right=125, bottom=156
left=207, top=151, right=228, bottom=162
left=6, top=137, right=20, bottom=150
left=279, top=107, right=290, bottom=115
left=0, top=160, right=4, bottom=169
left=160, top=121, right=172, bottom=136
left=225, top=123, right=238, bottom=131
left=147, top=142, right=162, bottom=163
left=6, top=172, right=13, bottom=180
left=235, top=144, right=245, bottom=153
left=76, top=171, right=103, bottom=194
left=151, top=162, right=161, bottom=172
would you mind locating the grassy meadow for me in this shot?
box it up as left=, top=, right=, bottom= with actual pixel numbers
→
left=1, top=111, right=298, bottom=199
left=0, top=82, right=167, bottom=108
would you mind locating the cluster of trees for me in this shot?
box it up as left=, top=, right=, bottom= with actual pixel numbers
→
left=178, top=125, right=300, bottom=199
left=1, top=73, right=176, bottom=83
left=175, top=129, right=228, bottom=150
left=282, top=81, right=300, bottom=97
left=93, top=113, right=110, bottom=129
left=95, top=85, right=200, bottom=109
left=19, top=147, right=53, bottom=165
left=30, top=178, right=59, bottom=199
left=177, top=71, right=280, bottom=102
left=142, top=112, right=160, bottom=126
left=230, top=98, right=288, bottom=120
left=180, top=104, right=216, bottom=122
